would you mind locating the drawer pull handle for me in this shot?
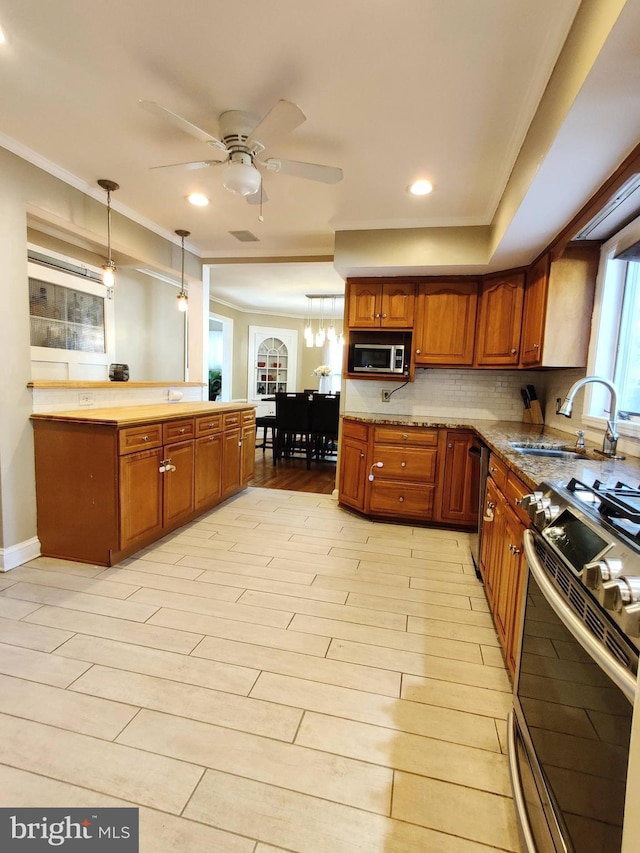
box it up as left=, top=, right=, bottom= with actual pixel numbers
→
left=398, top=496, right=404, bottom=502
left=369, top=461, right=383, bottom=481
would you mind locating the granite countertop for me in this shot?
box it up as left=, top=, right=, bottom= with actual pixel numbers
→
left=343, top=412, right=640, bottom=490
left=30, top=401, right=255, bottom=427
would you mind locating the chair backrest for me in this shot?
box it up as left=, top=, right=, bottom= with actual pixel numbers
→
left=310, top=393, right=340, bottom=437
left=275, top=393, right=311, bottom=432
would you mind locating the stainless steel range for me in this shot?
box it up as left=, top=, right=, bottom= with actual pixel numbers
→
left=509, top=476, right=640, bottom=853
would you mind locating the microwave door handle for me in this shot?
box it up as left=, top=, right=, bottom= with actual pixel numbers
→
left=523, top=531, right=637, bottom=704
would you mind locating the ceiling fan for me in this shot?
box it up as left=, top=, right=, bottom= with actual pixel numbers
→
left=139, top=98, right=343, bottom=202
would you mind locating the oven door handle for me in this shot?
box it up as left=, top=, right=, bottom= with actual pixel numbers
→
left=507, top=710, right=538, bottom=853
left=524, top=530, right=637, bottom=704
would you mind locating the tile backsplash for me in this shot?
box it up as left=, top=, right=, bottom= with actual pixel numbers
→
left=344, top=368, right=550, bottom=422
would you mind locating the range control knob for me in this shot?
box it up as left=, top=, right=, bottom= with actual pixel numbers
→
left=620, top=602, right=640, bottom=637
left=583, top=558, right=624, bottom=589
left=521, top=492, right=543, bottom=519
left=599, top=576, right=640, bottom=612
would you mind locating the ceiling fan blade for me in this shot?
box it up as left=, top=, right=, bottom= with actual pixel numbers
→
left=262, top=158, right=343, bottom=184
left=139, top=100, right=227, bottom=151
left=149, top=158, right=226, bottom=172
left=246, top=100, right=306, bottom=151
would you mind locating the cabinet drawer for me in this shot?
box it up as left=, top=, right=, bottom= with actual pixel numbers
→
left=223, top=411, right=241, bottom=429
left=505, top=471, right=531, bottom=527
left=118, top=423, right=162, bottom=455
left=369, top=481, right=435, bottom=518
left=195, top=414, right=223, bottom=436
left=371, top=446, right=437, bottom=483
left=342, top=420, right=369, bottom=442
left=488, top=453, right=508, bottom=490
left=242, top=410, right=256, bottom=425
left=163, top=418, right=195, bottom=443
left=372, top=426, right=438, bottom=447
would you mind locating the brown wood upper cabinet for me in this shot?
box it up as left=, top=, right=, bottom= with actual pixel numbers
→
left=474, top=272, right=524, bottom=366
left=414, top=280, right=478, bottom=366
left=520, top=245, right=598, bottom=367
left=347, top=279, right=415, bottom=328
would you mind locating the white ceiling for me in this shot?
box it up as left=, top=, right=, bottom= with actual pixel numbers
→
left=1, top=0, right=639, bottom=315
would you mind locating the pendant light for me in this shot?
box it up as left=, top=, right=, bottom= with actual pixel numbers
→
left=97, top=179, right=119, bottom=287
left=175, top=229, right=190, bottom=312
left=315, top=297, right=326, bottom=347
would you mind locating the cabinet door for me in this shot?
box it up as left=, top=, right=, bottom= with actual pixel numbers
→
left=480, top=477, right=503, bottom=605
left=380, top=282, right=415, bottom=327
left=119, top=447, right=163, bottom=551
left=241, top=422, right=256, bottom=484
left=439, top=431, right=479, bottom=526
left=475, top=273, right=524, bottom=366
left=347, top=282, right=381, bottom=328
left=520, top=254, right=550, bottom=366
left=194, top=433, right=222, bottom=511
left=505, top=518, right=527, bottom=677
left=163, top=439, right=195, bottom=528
left=414, top=281, right=478, bottom=365
left=221, top=427, right=242, bottom=497
left=338, top=424, right=369, bottom=511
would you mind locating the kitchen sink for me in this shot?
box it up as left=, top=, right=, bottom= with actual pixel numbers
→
left=508, top=441, right=587, bottom=460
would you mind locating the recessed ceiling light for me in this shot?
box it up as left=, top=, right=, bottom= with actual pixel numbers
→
left=408, top=179, right=433, bottom=196
left=186, top=193, right=209, bottom=207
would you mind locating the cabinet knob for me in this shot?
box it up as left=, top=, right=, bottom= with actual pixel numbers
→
left=398, top=496, right=404, bottom=502
left=381, top=313, right=387, bottom=319
left=533, top=343, right=540, bottom=349
left=447, top=443, right=453, bottom=449
left=510, top=348, right=517, bottom=354
left=142, top=435, right=149, bottom=441
left=415, top=348, right=421, bottom=355
left=179, top=428, right=186, bottom=434
left=514, top=497, right=522, bottom=505
left=402, top=434, right=408, bottom=441
left=401, top=461, right=406, bottom=467
left=359, top=452, right=365, bottom=459
left=374, top=312, right=380, bottom=319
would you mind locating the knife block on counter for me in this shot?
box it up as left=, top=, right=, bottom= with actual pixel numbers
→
left=523, top=399, right=544, bottom=424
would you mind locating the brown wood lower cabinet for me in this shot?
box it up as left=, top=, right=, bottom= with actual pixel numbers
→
left=32, top=404, right=255, bottom=567
left=437, top=430, right=479, bottom=526
left=338, top=418, right=475, bottom=528
left=338, top=420, right=369, bottom=511
left=479, top=467, right=528, bottom=677
left=368, top=425, right=438, bottom=521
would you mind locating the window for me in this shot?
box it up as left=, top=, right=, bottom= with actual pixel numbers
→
left=28, top=253, right=115, bottom=379
left=590, top=214, right=640, bottom=433
left=29, top=277, right=105, bottom=352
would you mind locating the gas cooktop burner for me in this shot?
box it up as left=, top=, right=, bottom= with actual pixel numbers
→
left=567, top=477, right=640, bottom=528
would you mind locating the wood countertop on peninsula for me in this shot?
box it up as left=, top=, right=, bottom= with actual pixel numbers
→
left=30, top=401, right=255, bottom=427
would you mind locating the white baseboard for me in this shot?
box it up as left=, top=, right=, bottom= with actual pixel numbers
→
left=0, top=537, right=41, bottom=572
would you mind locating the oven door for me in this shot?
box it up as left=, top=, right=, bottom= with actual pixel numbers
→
left=508, top=530, right=636, bottom=853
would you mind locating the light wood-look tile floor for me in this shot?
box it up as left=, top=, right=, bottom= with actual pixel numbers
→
left=0, top=488, right=523, bottom=852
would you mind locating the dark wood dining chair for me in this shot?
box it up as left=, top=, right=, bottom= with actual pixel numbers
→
left=309, top=393, right=340, bottom=463
left=273, top=393, right=312, bottom=468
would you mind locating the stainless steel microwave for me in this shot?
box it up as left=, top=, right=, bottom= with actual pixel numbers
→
left=352, top=343, right=406, bottom=373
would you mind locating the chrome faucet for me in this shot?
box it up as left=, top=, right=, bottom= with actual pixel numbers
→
left=557, top=376, right=623, bottom=459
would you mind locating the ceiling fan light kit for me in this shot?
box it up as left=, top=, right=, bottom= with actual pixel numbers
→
left=223, top=152, right=262, bottom=196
